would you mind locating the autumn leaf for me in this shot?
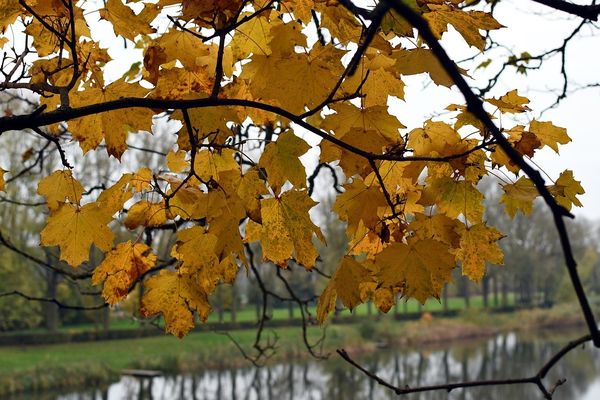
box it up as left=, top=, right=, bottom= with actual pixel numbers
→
left=376, top=238, right=456, bottom=304
left=40, top=202, right=114, bottom=267
left=501, top=176, right=539, bottom=217
left=333, top=179, right=389, bottom=235
left=37, top=170, right=85, bottom=211
left=529, top=120, right=571, bottom=153
left=487, top=90, right=531, bottom=114
left=550, top=170, right=585, bottom=210
left=259, top=131, right=310, bottom=191
left=69, top=80, right=153, bottom=158
left=92, top=241, right=157, bottom=305
left=124, top=200, right=168, bottom=229
left=424, top=4, right=503, bottom=51
left=99, top=0, right=157, bottom=42
left=454, top=223, right=504, bottom=282
left=426, top=177, right=484, bottom=222
left=141, top=270, right=212, bottom=338
left=252, top=190, right=323, bottom=268
left=317, top=256, right=374, bottom=323
left=166, top=150, right=188, bottom=173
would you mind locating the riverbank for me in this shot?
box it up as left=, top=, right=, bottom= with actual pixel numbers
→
left=0, top=302, right=591, bottom=396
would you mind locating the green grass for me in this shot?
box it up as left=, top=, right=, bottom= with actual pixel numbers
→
left=0, top=293, right=519, bottom=376
left=0, top=324, right=358, bottom=375
left=30, top=293, right=515, bottom=334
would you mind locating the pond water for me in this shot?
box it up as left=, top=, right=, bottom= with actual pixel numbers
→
left=11, top=329, right=600, bottom=400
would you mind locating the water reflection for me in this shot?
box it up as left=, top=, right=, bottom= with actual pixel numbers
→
left=14, top=330, right=600, bottom=400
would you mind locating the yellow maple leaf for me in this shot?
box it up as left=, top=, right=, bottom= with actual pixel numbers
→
left=231, top=13, right=272, bottom=60
left=426, top=177, right=484, bottom=223
left=235, top=168, right=269, bottom=223
left=92, top=241, right=157, bottom=305
left=501, top=176, right=539, bottom=218
left=69, top=80, right=153, bottom=158
left=40, top=202, right=114, bottom=267
left=37, top=170, right=85, bottom=211
left=171, top=226, right=219, bottom=274
left=424, top=4, right=503, bottom=51
left=99, top=0, right=157, bottom=41
left=333, top=179, right=388, bottom=236
left=96, top=174, right=133, bottom=218
left=393, top=47, right=466, bottom=88
left=258, top=190, right=323, bottom=268
left=259, top=131, right=310, bottom=191
left=242, top=43, right=345, bottom=113
left=321, top=103, right=405, bottom=145
left=141, top=270, right=212, bottom=338
left=409, top=213, right=460, bottom=248
left=317, top=256, right=374, bottom=323
left=487, top=89, right=531, bottom=114
left=0, top=0, right=21, bottom=33
left=454, top=223, right=504, bottom=282
left=193, top=148, right=239, bottom=183
left=376, top=238, right=456, bottom=304
left=124, top=201, right=168, bottom=229
left=549, top=170, right=585, bottom=210
left=166, top=150, right=188, bottom=173
left=529, top=120, right=571, bottom=153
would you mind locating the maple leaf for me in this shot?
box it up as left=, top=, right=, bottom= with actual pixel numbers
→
left=241, top=41, right=345, bottom=113
left=393, top=47, right=466, bottom=87
left=141, top=270, right=212, bottom=338
left=426, top=177, right=484, bottom=223
left=317, top=256, right=374, bottom=323
left=454, top=223, right=504, bottom=282
left=320, top=103, right=405, bottom=145
left=92, top=241, right=157, bottom=305
left=193, top=148, right=240, bottom=183
left=99, top=0, right=157, bottom=42
left=259, top=131, right=310, bottom=191
left=529, top=120, right=571, bottom=153
left=487, top=90, right=531, bottom=114
left=166, top=150, right=189, bottom=173
left=549, top=170, right=585, bottom=210
left=171, top=226, right=219, bottom=274
left=40, top=202, right=114, bottom=267
left=124, top=201, right=168, bottom=230
left=69, top=80, right=153, bottom=158
left=376, top=238, right=456, bottom=304
left=501, top=176, right=539, bottom=218
left=424, top=4, right=503, bottom=51
left=250, top=190, right=323, bottom=268
left=333, top=179, right=389, bottom=236
left=37, top=170, right=85, bottom=211
left=0, top=1, right=21, bottom=33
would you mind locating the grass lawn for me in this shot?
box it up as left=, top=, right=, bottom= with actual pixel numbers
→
left=14, top=294, right=516, bottom=335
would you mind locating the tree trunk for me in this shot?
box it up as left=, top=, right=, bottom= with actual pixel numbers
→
left=482, top=275, right=489, bottom=308
left=443, top=285, right=449, bottom=312
left=493, top=275, right=499, bottom=308
left=44, top=270, right=60, bottom=332
left=501, top=277, right=508, bottom=307
left=462, top=277, right=471, bottom=309
left=231, top=284, right=237, bottom=323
